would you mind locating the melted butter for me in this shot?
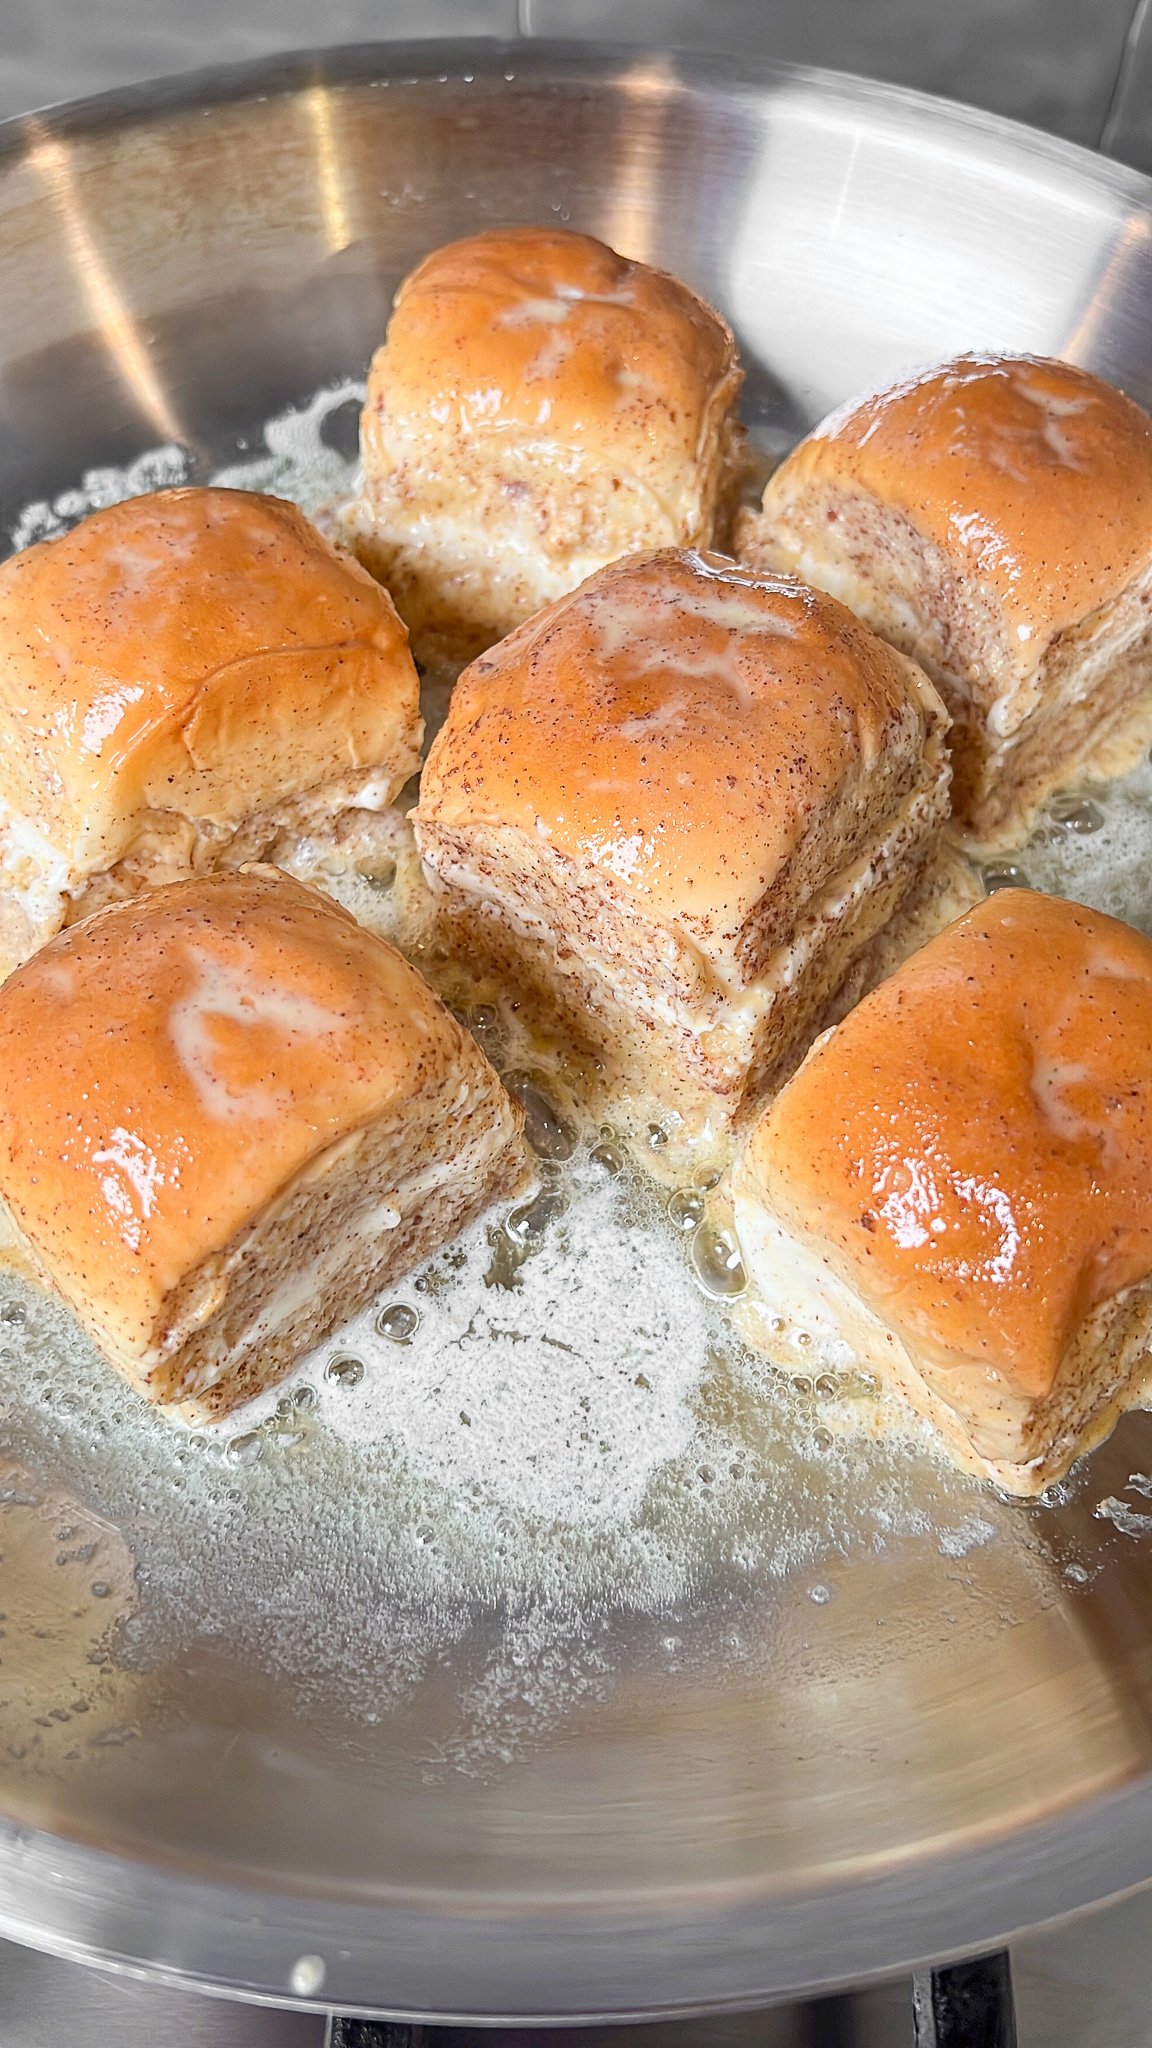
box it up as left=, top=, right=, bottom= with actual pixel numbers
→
left=168, top=944, right=348, bottom=1124
left=589, top=577, right=802, bottom=666
left=937, top=364, right=1099, bottom=485
left=90, top=1127, right=164, bottom=1254
left=615, top=697, right=697, bottom=743
left=616, top=367, right=660, bottom=396
left=33, top=957, right=76, bottom=1001
left=583, top=561, right=805, bottom=726
left=0, top=385, right=1057, bottom=1605
left=80, top=683, right=145, bottom=756
left=0, top=799, right=72, bottom=935
left=220, top=1246, right=346, bottom=1370
left=873, top=1159, right=1023, bottom=1288
left=1010, top=372, right=1094, bottom=472
left=525, top=328, right=574, bottom=384
left=498, top=297, right=571, bottom=327
left=100, top=532, right=196, bottom=587
left=553, top=281, right=636, bottom=308
left=1029, top=1057, right=1096, bottom=1147
left=32, top=622, right=77, bottom=681
left=583, top=826, right=654, bottom=885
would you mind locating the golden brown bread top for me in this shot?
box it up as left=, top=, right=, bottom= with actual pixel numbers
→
left=0, top=870, right=474, bottom=1362
left=362, top=226, right=740, bottom=487
left=416, top=548, right=946, bottom=966
left=763, top=353, right=1152, bottom=647
left=0, top=486, right=419, bottom=870
left=742, top=890, right=1152, bottom=1398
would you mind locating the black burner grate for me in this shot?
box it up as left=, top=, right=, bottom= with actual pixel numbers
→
left=326, top=1951, right=1016, bottom=2048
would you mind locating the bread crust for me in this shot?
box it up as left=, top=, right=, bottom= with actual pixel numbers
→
left=415, top=549, right=953, bottom=1155
left=345, top=227, right=744, bottom=665
left=0, top=869, right=527, bottom=1414
left=734, top=890, right=1152, bottom=1489
left=739, top=354, right=1152, bottom=848
left=0, top=487, right=422, bottom=974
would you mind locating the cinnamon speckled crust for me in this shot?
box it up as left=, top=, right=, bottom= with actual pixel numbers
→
left=738, top=354, right=1152, bottom=849
left=735, top=890, right=1152, bottom=1491
left=415, top=548, right=952, bottom=1154
left=0, top=486, right=422, bottom=975
left=0, top=869, right=527, bottom=1414
left=345, top=227, right=744, bottom=666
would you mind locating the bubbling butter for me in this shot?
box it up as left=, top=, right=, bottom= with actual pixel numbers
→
left=0, top=382, right=1122, bottom=1758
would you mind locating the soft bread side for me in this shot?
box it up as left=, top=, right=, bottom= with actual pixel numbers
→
left=0, top=868, right=529, bottom=1417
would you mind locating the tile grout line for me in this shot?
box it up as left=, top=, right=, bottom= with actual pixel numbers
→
left=1100, top=0, right=1151, bottom=154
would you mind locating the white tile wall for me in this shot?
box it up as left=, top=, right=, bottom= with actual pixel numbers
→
left=0, top=0, right=519, bottom=120
left=0, top=0, right=1143, bottom=154
left=524, top=0, right=1138, bottom=148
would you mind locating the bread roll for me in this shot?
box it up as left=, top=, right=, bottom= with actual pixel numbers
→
left=738, top=353, right=1152, bottom=849
left=733, top=890, right=1152, bottom=1493
left=344, top=226, right=743, bottom=667
left=0, top=486, right=422, bottom=977
left=414, top=547, right=952, bottom=1162
left=0, top=869, right=528, bottom=1419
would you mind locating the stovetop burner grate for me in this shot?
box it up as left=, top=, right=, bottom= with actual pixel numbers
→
left=0, top=1936, right=1032, bottom=2045
left=326, top=1952, right=1016, bottom=2048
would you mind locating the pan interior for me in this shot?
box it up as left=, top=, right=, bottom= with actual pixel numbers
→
left=1, top=43, right=1152, bottom=2018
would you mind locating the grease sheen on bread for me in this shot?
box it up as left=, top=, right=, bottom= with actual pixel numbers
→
left=414, top=547, right=953, bottom=1163
left=0, top=869, right=528, bottom=1418
left=345, top=226, right=744, bottom=666
left=734, top=890, right=1152, bottom=1492
left=0, top=486, right=422, bottom=978
left=739, top=353, right=1152, bottom=848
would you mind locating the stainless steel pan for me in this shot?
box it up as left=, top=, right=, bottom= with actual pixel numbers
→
left=1, top=39, right=1152, bottom=2023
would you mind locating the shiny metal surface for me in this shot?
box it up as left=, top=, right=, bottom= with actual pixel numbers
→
left=4, top=1908, right=1149, bottom=2048
left=1, top=0, right=1140, bottom=153
left=0, top=1936, right=915, bottom=2047
left=1, top=39, right=1152, bottom=2023
left=0, top=1937, right=322, bottom=2048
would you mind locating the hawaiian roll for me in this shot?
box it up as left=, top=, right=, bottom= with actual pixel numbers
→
left=413, top=547, right=952, bottom=1159
left=733, top=891, right=1152, bottom=1494
left=0, top=486, right=422, bottom=977
left=738, top=354, right=1152, bottom=848
left=0, top=869, right=528, bottom=1419
left=345, top=226, right=743, bottom=666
